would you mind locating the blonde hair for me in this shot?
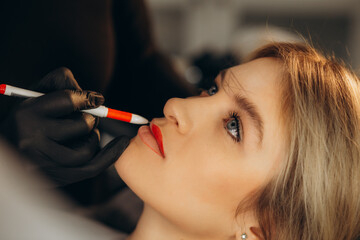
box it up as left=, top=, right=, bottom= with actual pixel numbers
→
left=240, top=43, right=360, bottom=239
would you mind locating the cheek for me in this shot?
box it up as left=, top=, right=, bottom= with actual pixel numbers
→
left=185, top=154, right=261, bottom=213
left=175, top=132, right=271, bottom=213
left=166, top=133, right=253, bottom=213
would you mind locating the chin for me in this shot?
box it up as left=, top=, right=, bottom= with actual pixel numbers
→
left=114, top=136, right=164, bottom=201
left=114, top=138, right=143, bottom=186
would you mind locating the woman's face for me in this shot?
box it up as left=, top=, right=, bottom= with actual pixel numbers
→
left=115, top=58, right=286, bottom=238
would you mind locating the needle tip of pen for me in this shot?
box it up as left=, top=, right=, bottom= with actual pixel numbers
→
left=131, top=114, right=149, bottom=125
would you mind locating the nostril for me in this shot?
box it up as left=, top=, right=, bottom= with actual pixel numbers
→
left=163, top=98, right=185, bottom=130
left=169, top=115, right=178, bottom=126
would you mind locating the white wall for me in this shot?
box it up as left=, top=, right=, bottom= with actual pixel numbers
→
left=146, top=0, right=360, bottom=69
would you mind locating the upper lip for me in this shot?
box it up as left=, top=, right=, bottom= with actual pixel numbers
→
left=150, top=122, right=165, bottom=157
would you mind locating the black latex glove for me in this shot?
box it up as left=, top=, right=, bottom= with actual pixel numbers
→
left=0, top=68, right=130, bottom=186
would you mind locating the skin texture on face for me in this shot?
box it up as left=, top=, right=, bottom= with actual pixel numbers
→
left=115, top=58, right=287, bottom=240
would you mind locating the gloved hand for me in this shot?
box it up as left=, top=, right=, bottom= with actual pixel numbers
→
left=0, top=68, right=130, bottom=186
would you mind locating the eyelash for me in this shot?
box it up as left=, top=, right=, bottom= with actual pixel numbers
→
left=201, top=82, right=243, bottom=143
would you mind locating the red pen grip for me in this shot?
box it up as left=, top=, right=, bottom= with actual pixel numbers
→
left=0, top=84, right=6, bottom=95
left=107, top=108, right=132, bottom=122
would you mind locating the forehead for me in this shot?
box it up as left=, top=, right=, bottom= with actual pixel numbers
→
left=226, top=57, right=283, bottom=94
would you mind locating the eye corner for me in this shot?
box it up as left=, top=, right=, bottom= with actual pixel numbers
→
left=197, top=89, right=209, bottom=97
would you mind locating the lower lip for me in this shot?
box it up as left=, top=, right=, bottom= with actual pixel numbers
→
left=138, top=125, right=164, bottom=158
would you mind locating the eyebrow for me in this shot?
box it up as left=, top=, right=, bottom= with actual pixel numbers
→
left=219, top=70, right=264, bottom=146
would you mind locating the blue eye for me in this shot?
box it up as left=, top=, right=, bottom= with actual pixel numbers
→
left=207, top=85, right=218, bottom=96
left=224, top=112, right=242, bottom=142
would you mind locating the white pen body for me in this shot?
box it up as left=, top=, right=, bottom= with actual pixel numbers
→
left=4, top=85, right=43, bottom=98
left=82, top=106, right=108, bottom=118
left=3, top=84, right=109, bottom=118
left=1, top=84, right=148, bottom=124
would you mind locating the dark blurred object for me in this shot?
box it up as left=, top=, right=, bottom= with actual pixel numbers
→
left=0, top=0, right=195, bottom=199
left=0, top=0, right=194, bottom=231
left=92, top=188, right=143, bottom=234
left=0, top=0, right=195, bottom=121
left=106, top=0, right=196, bottom=119
left=192, top=51, right=238, bottom=89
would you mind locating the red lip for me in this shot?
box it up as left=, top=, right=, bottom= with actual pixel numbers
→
left=151, top=124, right=165, bottom=157
left=138, top=123, right=165, bottom=158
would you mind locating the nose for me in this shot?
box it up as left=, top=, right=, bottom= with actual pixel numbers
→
left=163, top=97, right=193, bottom=134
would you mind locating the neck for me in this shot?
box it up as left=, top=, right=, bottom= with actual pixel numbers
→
left=127, top=204, right=218, bottom=240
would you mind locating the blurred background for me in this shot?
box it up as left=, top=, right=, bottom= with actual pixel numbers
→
left=145, top=0, right=360, bottom=87
left=1, top=0, right=360, bottom=238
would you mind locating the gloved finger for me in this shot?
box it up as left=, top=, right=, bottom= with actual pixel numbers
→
left=79, top=136, right=130, bottom=176
left=26, top=90, right=104, bottom=117
left=69, top=90, right=105, bottom=111
left=62, top=129, right=102, bottom=165
left=34, top=67, right=82, bottom=93
left=39, top=136, right=130, bottom=186
left=27, top=131, right=100, bottom=167
left=43, top=113, right=98, bottom=141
